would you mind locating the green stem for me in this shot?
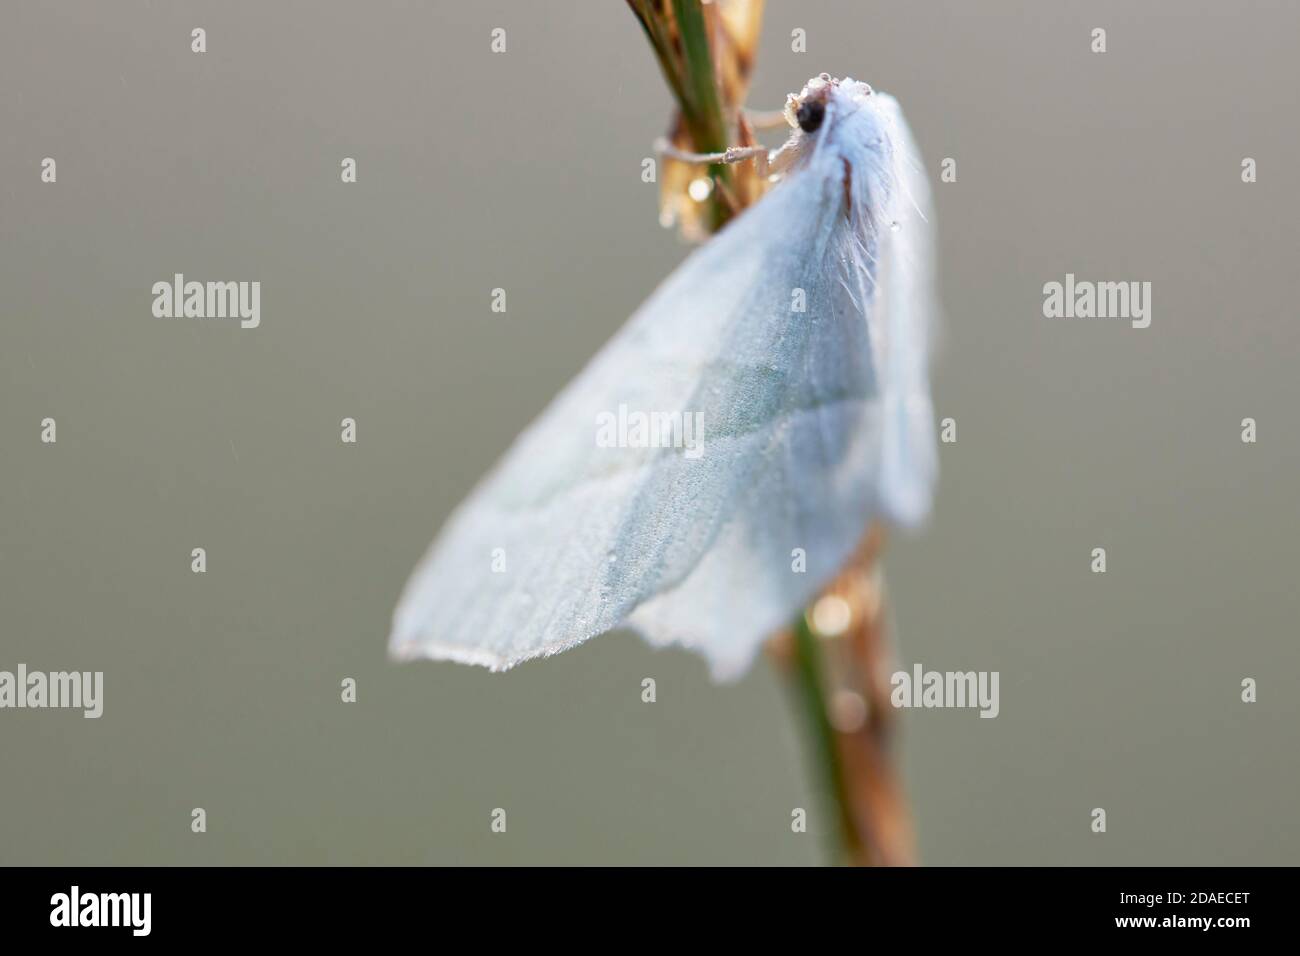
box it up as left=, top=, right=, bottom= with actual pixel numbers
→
left=670, top=0, right=727, bottom=150
left=627, top=0, right=858, bottom=863
left=670, top=0, right=731, bottom=230
left=791, top=614, right=858, bottom=864
left=628, top=0, right=733, bottom=231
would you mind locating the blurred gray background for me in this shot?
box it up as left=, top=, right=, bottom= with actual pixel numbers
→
left=2, top=0, right=1297, bottom=865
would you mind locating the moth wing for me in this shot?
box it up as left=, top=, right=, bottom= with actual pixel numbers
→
left=873, top=93, right=939, bottom=528
left=390, top=162, right=887, bottom=678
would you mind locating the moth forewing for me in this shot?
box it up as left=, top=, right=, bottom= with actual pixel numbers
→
left=870, top=94, right=940, bottom=528
left=390, top=78, right=937, bottom=679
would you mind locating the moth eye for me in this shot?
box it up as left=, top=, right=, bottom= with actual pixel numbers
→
left=796, top=100, right=825, bottom=133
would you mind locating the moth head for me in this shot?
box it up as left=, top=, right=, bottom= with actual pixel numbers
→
left=782, top=76, right=904, bottom=236
left=784, top=74, right=875, bottom=136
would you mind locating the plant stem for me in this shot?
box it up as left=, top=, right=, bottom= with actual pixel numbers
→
left=669, top=0, right=726, bottom=147
left=627, top=0, right=908, bottom=867
left=791, top=613, right=861, bottom=864
left=627, top=0, right=734, bottom=231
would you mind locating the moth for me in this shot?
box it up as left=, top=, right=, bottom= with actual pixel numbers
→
left=391, top=75, right=938, bottom=680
